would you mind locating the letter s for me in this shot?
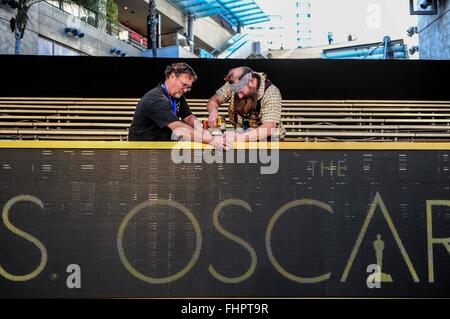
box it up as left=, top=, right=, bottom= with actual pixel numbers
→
left=0, top=195, right=47, bottom=281
left=208, top=199, right=257, bottom=283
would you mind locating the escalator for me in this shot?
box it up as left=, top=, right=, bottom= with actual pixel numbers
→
left=211, top=33, right=250, bottom=59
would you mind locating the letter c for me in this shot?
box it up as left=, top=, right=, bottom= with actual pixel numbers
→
left=266, top=199, right=332, bottom=283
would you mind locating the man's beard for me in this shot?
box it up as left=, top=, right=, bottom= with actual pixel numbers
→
left=247, top=89, right=257, bottom=100
left=234, top=89, right=258, bottom=115
left=173, top=92, right=183, bottom=99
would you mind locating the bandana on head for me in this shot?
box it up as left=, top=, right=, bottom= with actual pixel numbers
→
left=230, top=72, right=252, bottom=93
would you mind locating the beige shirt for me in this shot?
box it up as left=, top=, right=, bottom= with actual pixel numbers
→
left=215, top=72, right=286, bottom=139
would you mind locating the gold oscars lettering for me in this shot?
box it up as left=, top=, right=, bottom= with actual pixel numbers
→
left=0, top=195, right=48, bottom=282
left=1, top=193, right=449, bottom=286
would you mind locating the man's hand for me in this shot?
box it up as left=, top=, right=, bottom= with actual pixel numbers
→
left=208, top=110, right=219, bottom=128
left=209, top=135, right=232, bottom=151
left=207, top=94, right=224, bottom=128
left=224, top=131, right=246, bottom=144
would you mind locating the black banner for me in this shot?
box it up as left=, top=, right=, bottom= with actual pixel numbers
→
left=1, top=55, right=450, bottom=100
left=1, top=146, right=449, bottom=298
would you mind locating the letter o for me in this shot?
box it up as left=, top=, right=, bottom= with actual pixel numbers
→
left=117, top=199, right=202, bottom=284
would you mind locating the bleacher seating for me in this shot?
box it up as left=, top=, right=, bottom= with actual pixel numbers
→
left=1, top=97, right=450, bottom=141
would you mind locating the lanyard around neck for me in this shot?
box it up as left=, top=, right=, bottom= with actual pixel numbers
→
left=162, top=83, right=177, bottom=115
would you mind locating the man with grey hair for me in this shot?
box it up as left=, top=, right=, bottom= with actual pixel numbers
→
left=206, top=66, right=285, bottom=142
left=129, top=62, right=230, bottom=150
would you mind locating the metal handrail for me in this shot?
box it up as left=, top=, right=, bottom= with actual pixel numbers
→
left=211, top=33, right=247, bottom=56
left=44, top=0, right=147, bottom=50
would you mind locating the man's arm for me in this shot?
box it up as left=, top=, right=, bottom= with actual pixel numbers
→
left=167, top=120, right=211, bottom=143
left=183, top=114, right=215, bottom=143
left=168, top=120, right=231, bottom=150
left=225, top=122, right=279, bottom=143
left=182, top=114, right=203, bottom=131
left=207, top=94, right=225, bottom=128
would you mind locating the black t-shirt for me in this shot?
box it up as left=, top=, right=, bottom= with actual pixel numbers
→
left=128, top=85, right=192, bottom=141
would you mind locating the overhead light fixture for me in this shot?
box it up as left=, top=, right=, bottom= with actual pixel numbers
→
left=406, top=26, right=418, bottom=37
left=110, top=47, right=121, bottom=54
left=409, top=0, right=438, bottom=15
left=65, top=27, right=84, bottom=38
left=124, top=6, right=128, bottom=10
left=419, top=0, right=433, bottom=9
left=110, top=48, right=126, bottom=57
left=409, top=45, right=419, bottom=55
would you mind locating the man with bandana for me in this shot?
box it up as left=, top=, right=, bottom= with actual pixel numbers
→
left=206, top=66, right=285, bottom=142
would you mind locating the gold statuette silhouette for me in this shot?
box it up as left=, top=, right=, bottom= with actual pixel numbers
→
left=373, top=234, right=393, bottom=282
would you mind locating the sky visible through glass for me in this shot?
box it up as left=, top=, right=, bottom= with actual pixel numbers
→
left=252, top=0, right=418, bottom=49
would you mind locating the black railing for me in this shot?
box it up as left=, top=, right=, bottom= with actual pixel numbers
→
left=45, top=0, right=147, bottom=50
